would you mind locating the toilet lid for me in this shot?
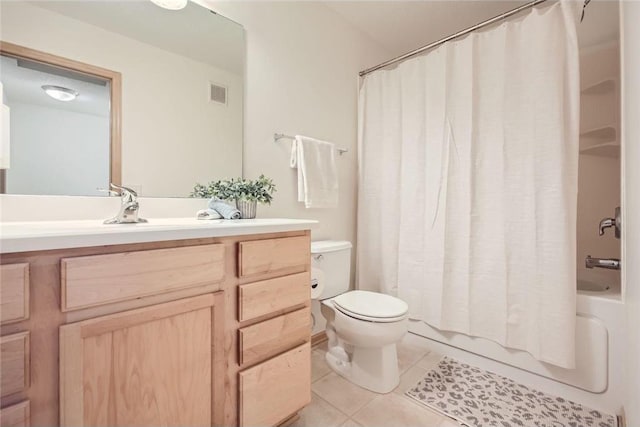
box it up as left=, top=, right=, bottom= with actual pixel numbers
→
left=332, top=290, right=409, bottom=320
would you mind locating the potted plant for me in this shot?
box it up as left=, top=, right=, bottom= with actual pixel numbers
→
left=191, top=175, right=276, bottom=219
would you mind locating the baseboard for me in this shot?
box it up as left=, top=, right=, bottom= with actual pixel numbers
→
left=311, top=331, right=327, bottom=348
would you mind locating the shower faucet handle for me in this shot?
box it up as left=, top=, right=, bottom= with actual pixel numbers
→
left=598, top=218, right=615, bottom=236
left=598, top=207, right=621, bottom=239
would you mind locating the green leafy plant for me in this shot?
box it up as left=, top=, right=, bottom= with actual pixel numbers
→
left=191, top=175, right=276, bottom=204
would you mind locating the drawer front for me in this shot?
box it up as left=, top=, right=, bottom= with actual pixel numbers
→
left=239, top=236, right=309, bottom=278
left=0, top=263, right=29, bottom=325
left=239, top=342, right=311, bottom=427
left=61, top=244, right=225, bottom=311
left=1, top=332, right=30, bottom=397
left=238, top=273, right=309, bottom=322
left=239, top=307, right=311, bottom=366
left=0, top=401, right=30, bottom=427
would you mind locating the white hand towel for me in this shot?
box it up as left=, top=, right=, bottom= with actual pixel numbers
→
left=290, top=135, right=339, bottom=208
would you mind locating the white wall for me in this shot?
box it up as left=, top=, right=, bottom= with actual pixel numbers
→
left=6, top=103, right=109, bottom=196
left=621, top=1, right=640, bottom=423
left=202, top=2, right=389, bottom=272
left=1, top=1, right=243, bottom=197
left=199, top=2, right=389, bottom=334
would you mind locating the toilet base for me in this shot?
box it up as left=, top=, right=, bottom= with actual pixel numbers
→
left=325, top=343, right=400, bottom=394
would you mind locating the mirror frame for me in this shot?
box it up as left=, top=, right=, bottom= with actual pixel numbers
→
left=0, top=41, right=122, bottom=188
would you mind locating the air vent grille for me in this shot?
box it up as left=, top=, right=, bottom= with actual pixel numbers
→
left=209, top=83, right=227, bottom=105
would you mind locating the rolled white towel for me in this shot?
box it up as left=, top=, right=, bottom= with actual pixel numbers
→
left=196, top=208, right=222, bottom=220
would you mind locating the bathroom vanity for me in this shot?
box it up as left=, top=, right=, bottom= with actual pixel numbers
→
left=0, top=219, right=315, bottom=427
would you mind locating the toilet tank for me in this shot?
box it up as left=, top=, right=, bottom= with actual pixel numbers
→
left=311, top=240, right=352, bottom=299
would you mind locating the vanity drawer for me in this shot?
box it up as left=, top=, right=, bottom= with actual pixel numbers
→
left=61, top=244, right=225, bottom=311
left=239, top=342, right=311, bottom=427
left=239, top=306, right=311, bottom=366
left=0, top=400, right=30, bottom=427
left=238, top=272, right=309, bottom=322
left=1, top=332, right=30, bottom=397
left=238, top=236, right=310, bottom=278
left=0, top=263, right=30, bottom=325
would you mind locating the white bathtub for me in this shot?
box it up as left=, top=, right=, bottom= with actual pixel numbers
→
left=409, top=284, right=624, bottom=414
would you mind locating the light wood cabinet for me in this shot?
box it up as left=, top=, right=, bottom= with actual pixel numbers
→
left=61, top=244, right=225, bottom=311
left=236, top=236, right=312, bottom=427
left=59, top=293, right=224, bottom=427
left=239, top=236, right=310, bottom=278
left=238, top=272, right=310, bottom=322
left=0, top=263, right=29, bottom=325
left=0, top=332, right=30, bottom=398
left=239, top=307, right=311, bottom=367
left=239, top=343, right=311, bottom=427
left=0, top=230, right=311, bottom=427
left=0, top=401, right=30, bottom=427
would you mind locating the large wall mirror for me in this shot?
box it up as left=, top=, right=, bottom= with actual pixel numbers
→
left=0, top=0, right=244, bottom=198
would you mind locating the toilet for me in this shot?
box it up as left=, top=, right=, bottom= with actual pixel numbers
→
left=312, top=240, right=409, bottom=394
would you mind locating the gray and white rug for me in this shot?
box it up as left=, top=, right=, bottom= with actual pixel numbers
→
left=406, top=357, right=616, bottom=427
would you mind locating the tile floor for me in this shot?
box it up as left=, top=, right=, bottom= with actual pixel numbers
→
left=294, top=333, right=463, bottom=427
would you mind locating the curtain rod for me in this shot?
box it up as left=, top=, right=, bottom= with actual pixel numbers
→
left=359, top=0, right=588, bottom=77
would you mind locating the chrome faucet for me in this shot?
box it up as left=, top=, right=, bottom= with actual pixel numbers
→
left=585, top=255, right=620, bottom=270
left=599, top=207, right=621, bottom=239
left=102, top=184, right=148, bottom=224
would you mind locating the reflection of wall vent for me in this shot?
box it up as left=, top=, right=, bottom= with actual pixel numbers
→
left=209, top=83, right=227, bottom=106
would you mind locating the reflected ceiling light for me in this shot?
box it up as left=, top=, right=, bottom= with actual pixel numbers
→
left=41, top=85, right=78, bottom=102
left=149, top=0, right=188, bottom=10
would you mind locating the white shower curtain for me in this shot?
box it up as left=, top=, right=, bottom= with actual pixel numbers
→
left=357, top=1, right=581, bottom=368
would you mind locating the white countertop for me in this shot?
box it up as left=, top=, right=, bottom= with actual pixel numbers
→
left=0, top=218, right=318, bottom=254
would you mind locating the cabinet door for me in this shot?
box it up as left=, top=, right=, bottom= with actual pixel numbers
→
left=59, top=293, right=224, bottom=427
left=239, top=342, right=311, bottom=427
left=0, top=400, right=30, bottom=427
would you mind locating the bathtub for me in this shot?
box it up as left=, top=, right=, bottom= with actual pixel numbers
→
left=409, top=283, right=625, bottom=414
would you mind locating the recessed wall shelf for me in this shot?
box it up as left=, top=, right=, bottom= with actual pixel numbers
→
left=579, top=126, right=618, bottom=158
left=581, top=79, right=615, bottom=96
left=580, top=126, right=616, bottom=144
left=580, top=141, right=619, bottom=158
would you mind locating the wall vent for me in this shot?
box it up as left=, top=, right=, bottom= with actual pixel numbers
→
left=209, top=83, right=227, bottom=106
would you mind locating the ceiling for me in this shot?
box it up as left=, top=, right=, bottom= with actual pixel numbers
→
left=28, top=0, right=245, bottom=75
left=325, top=1, right=620, bottom=62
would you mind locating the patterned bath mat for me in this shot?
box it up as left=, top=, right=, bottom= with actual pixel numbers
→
left=406, top=357, right=617, bottom=427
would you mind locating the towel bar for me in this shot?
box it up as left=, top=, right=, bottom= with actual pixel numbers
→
left=274, top=133, right=348, bottom=155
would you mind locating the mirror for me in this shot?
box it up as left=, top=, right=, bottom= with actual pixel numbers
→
left=0, top=0, right=244, bottom=198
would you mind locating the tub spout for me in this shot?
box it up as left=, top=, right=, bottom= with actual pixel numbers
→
left=585, top=255, right=621, bottom=270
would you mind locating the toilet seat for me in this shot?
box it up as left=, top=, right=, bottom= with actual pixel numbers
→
left=331, top=290, right=408, bottom=323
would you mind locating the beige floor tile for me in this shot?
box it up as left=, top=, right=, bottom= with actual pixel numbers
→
left=437, top=416, right=464, bottom=427
left=415, top=351, right=443, bottom=371
left=312, top=372, right=377, bottom=416
left=401, top=332, right=433, bottom=350
left=397, top=333, right=431, bottom=373
left=352, top=393, right=444, bottom=427
left=293, top=392, right=348, bottom=427
left=392, top=364, right=428, bottom=396
left=339, top=419, right=365, bottom=427
left=312, top=349, right=333, bottom=382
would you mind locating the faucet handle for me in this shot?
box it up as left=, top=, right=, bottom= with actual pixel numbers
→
left=598, top=207, right=621, bottom=239
left=598, top=218, right=615, bottom=236
left=108, top=183, right=141, bottom=204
